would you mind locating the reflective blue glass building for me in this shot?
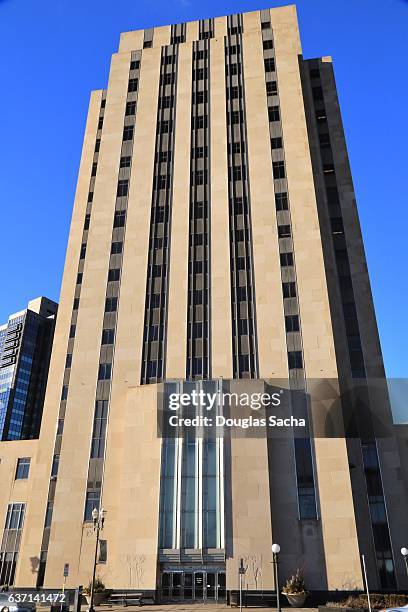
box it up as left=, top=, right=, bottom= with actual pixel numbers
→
left=0, top=297, right=57, bottom=440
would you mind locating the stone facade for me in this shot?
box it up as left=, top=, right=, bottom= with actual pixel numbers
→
left=1, top=5, right=407, bottom=597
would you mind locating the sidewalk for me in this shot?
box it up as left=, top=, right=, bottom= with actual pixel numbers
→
left=92, top=606, right=317, bottom=612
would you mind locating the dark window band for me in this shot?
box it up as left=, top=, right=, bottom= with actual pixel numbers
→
left=141, top=46, right=179, bottom=385
left=186, top=39, right=211, bottom=380
left=224, top=30, right=258, bottom=379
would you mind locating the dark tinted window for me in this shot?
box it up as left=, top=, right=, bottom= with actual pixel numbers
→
left=280, top=252, right=293, bottom=267
left=102, top=329, right=115, bottom=345
left=268, top=106, right=280, bottom=122
left=282, top=282, right=296, bottom=298
left=108, top=268, right=120, bottom=282
left=98, top=363, right=112, bottom=380
left=273, top=161, right=285, bottom=179
left=285, top=315, right=300, bottom=332
left=111, top=241, right=123, bottom=254
left=105, top=297, right=118, bottom=312
left=117, top=180, right=129, bottom=197
left=113, top=212, right=126, bottom=227
left=278, top=225, right=291, bottom=238
left=120, top=156, right=131, bottom=168
left=288, top=351, right=303, bottom=369
left=128, top=78, right=138, bottom=92
left=266, top=81, right=277, bottom=96
left=123, top=125, right=134, bottom=141
left=264, top=58, right=275, bottom=72
left=125, top=101, right=136, bottom=116
left=15, top=458, right=30, bottom=480
left=275, top=192, right=288, bottom=210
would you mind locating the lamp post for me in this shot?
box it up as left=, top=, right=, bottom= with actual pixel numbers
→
left=89, top=507, right=106, bottom=612
left=401, top=548, right=408, bottom=579
left=238, top=558, right=246, bottom=612
left=272, top=544, right=281, bottom=612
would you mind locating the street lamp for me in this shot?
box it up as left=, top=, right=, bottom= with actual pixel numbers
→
left=272, top=544, right=281, bottom=612
left=88, top=507, right=106, bottom=612
left=238, top=558, right=246, bottom=612
left=401, top=548, right=408, bottom=578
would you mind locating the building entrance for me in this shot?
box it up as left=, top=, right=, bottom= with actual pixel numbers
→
left=161, top=570, right=226, bottom=602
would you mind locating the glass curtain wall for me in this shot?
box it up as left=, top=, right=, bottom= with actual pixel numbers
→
left=159, top=380, right=224, bottom=551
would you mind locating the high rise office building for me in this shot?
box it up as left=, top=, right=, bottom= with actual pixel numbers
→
left=0, top=297, right=57, bottom=441
left=0, top=5, right=407, bottom=597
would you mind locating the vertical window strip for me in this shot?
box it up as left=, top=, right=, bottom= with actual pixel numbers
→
left=186, top=40, right=211, bottom=381
left=143, top=28, right=154, bottom=48
left=309, top=71, right=366, bottom=381
left=83, top=52, right=142, bottom=520
left=224, top=33, right=258, bottom=379
left=227, top=13, right=243, bottom=35
left=159, top=437, right=178, bottom=549
left=141, top=46, right=179, bottom=384
left=158, top=380, right=224, bottom=552
left=36, top=93, right=107, bottom=586
left=171, top=23, right=186, bottom=45
left=261, top=19, right=317, bottom=519
left=0, top=503, right=25, bottom=586
left=199, top=18, right=214, bottom=40
left=308, top=63, right=396, bottom=587
left=61, top=92, right=107, bottom=404
left=180, top=429, right=199, bottom=548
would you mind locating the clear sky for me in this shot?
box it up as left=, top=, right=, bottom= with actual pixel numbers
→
left=0, top=0, right=406, bottom=378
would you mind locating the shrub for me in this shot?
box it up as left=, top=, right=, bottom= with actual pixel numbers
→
left=283, top=569, right=307, bottom=594
left=83, top=577, right=106, bottom=595
left=326, top=594, right=408, bottom=609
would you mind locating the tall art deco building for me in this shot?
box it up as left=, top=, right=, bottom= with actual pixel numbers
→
left=1, top=4, right=408, bottom=599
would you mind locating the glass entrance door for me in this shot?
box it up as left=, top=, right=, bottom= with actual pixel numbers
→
left=161, top=572, right=171, bottom=599
left=160, top=570, right=226, bottom=602
left=217, top=571, right=226, bottom=600
left=194, top=572, right=204, bottom=599
left=184, top=572, right=193, bottom=600
left=206, top=572, right=216, bottom=600
left=172, top=572, right=182, bottom=599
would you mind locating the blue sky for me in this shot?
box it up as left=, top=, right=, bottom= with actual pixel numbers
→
left=0, top=0, right=406, bottom=378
